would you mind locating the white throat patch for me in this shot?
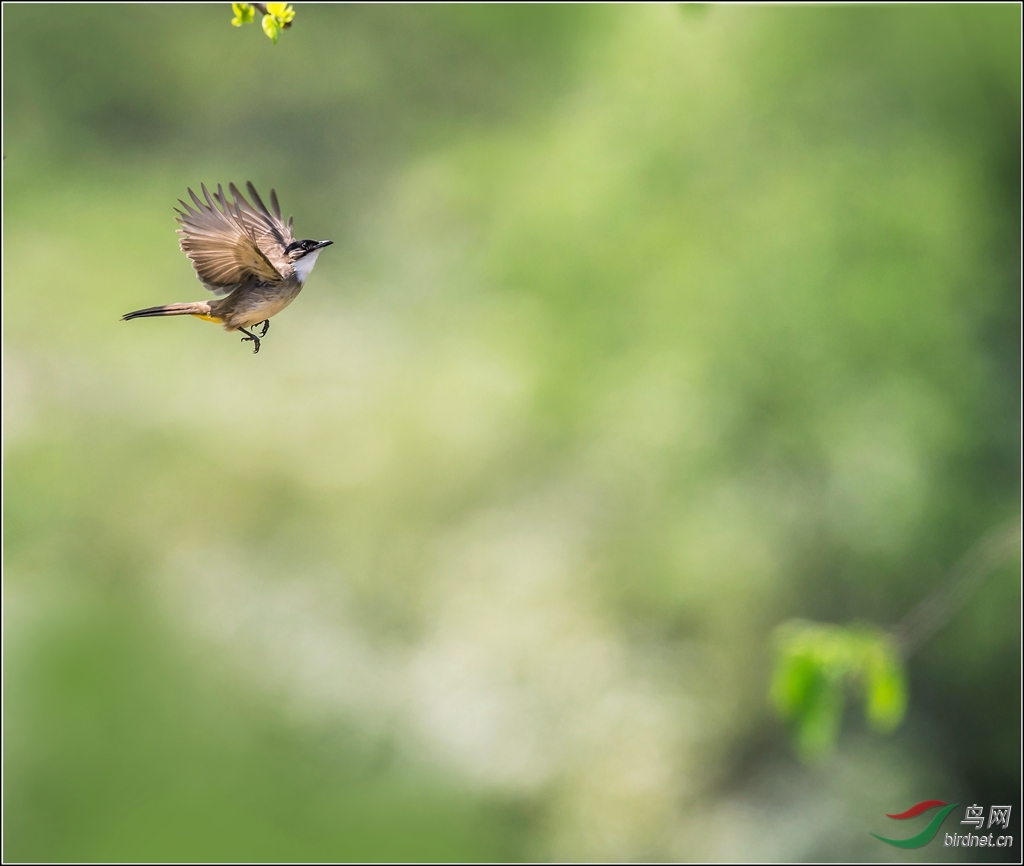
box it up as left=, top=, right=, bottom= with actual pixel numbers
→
left=293, top=250, right=321, bottom=284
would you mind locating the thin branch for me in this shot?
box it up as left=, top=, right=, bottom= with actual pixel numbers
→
left=893, top=517, right=1021, bottom=657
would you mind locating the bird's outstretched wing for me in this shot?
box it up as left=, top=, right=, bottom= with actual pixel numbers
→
left=229, top=182, right=296, bottom=277
left=175, top=183, right=283, bottom=294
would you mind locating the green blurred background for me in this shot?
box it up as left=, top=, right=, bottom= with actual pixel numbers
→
left=3, top=4, right=1020, bottom=861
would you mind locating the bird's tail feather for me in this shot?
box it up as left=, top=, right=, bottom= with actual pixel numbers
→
left=122, top=302, right=219, bottom=322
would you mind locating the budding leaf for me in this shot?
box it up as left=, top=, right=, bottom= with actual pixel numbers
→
left=266, top=2, right=296, bottom=26
left=262, top=14, right=282, bottom=43
left=231, top=3, right=254, bottom=26
left=863, top=639, right=907, bottom=733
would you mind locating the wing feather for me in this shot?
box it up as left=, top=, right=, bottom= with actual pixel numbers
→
left=176, top=183, right=282, bottom=294
left=228, top=182, right=295, bottom=276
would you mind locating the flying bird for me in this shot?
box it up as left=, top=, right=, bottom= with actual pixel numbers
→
left=122, top=182, right=332, bottom=353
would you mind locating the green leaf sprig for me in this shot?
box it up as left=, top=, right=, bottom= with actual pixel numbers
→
left=769, top=519, right=1018, bottom=762
left=769, top=621, right=907, bottom=762
left=231, top=3, right=295, bottom=44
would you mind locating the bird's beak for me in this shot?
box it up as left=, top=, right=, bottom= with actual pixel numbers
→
left=314, top=240, right=334, bottom=250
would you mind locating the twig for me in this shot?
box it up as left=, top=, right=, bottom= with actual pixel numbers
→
left=893, top=517, right=1021, bottom=657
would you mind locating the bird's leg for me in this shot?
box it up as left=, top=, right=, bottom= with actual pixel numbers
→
left=258, top=319, right=270, bottom=337
left=238, top=327, right=261, bottom=354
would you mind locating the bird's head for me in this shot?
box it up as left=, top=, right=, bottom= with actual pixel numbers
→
left=286, top=238, right=333, bottom=261
left=285, top=238, right=333, bottom=283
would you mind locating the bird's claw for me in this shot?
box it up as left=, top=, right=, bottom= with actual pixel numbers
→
left=258, top=320, right=270, bottom=337
left=239, top=328, right=261, bottom=354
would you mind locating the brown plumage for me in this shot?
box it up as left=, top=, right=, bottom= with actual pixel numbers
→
left=122, top=182, right=333, bottom=353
